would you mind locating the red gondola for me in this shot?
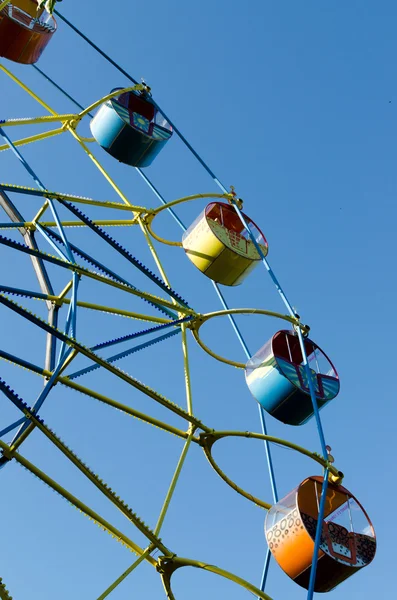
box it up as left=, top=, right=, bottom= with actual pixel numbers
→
left=0, top=1, right=57, bottom=65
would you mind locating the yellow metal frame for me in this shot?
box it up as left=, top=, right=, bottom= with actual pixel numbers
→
left=190, top=308, right=309, bottom=368
left=199, top=430, right=343, bottom=510
left=0, top=61, right=340, bottom=600
left=0, top=127, right=65, bottom=153
left=0, top=183, right=138, bottom=211
left=158, top=555, right=274, bottom=600
left=144, top=192, right=232, bottom=246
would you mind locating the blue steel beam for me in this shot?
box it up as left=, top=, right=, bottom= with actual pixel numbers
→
left=68, top=329, right=181, bottom=380
left=0, top=233, right=179, bottom=319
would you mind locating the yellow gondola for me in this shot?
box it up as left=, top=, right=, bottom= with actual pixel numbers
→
left=182, top=202, right=268, bottom=286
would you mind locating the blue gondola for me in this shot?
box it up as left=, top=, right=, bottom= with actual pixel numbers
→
left=90, top=88, right=173, bottom=168
left=245, top=330, right=340, bottom=425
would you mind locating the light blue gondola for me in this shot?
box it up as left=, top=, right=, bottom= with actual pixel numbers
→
left=90, top=88, right=173, bottom=168
left=245, top=330, right=339, bottom=425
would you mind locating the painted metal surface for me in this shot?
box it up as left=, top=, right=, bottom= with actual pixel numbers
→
left=90, top=89, right=172, bottom=167
left=245, top=330, right=340, bottom=425
left=0, top=24, right=377, bottom=599
left=265, top=476, right=376, bottom=592
left=182, top=201, right=268, bottom=285
left=0, top=1, right=56, bottom=64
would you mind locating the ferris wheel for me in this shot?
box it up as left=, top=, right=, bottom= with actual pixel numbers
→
left=0, top=2, right=377, bottom=599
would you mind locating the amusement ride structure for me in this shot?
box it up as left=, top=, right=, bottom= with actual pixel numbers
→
left=0, top=1, right=376, bottom=598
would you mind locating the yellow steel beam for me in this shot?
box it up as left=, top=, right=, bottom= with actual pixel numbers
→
left=6, top=401, right=170, bottom=554
left=0, top=438, right=155, bottom=563
left=57, top=375, right=195, bottom=441
left=199, top=430, right=342, bottom=510
left=67, top=127, right=143, bottom=211
left=57, top=279, right=73, bottom=301
left=0, top=294, right=203, bottom=429
left=0, top=127, right=65, bottom=153
left=154, top=431, right=194, bottom=536
left=32, top=199, right=49, bottom=223
left=77, top=85, right=145, bottom=119
left=190, top=308, right=308, bottom=368
left=0, top=63, right=58, bottom=115
left=96, top=548, right=153, bottom=600
left=15, top=289, right=174, bottom=323
left=4, top=252, right=194, bottom=315
left=0, top=114, right=76, bottom=127
left=144, top=192, right=230, bottom=246
left=35, top=219, right=137, bottom=228
left=150, top=192, right=230, bottom=216
left=0, top=350, right=195, bottom=441
left=158, top=556, right=273, bottom=600
left=1, top=184, right=137, bottom=212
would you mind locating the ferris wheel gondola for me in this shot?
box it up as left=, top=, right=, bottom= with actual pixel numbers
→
left=0, top=0, right=56, bottom=64
left=265, top=476, right=376, bottom=592
left=182, top=201, right=268, bottom=285
left=245, top=330, right=340, bottom=425
left=0, top=6, right=378, bottom=599
left=90, top=88, right=173, bottom=167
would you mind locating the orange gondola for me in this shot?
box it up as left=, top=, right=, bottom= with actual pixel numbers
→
left=265, top=476, right=376, bottom=592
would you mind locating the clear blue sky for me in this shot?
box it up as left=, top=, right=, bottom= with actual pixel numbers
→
left=0, top=1, right=395, bottom=598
